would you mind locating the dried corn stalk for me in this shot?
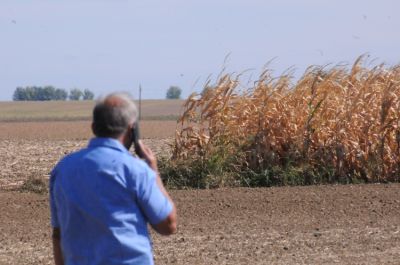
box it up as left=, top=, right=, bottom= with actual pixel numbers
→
left=173, top=56, right=400, bottom=182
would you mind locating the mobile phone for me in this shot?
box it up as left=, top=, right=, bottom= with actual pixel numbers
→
left=131, top=123, right=144, bottom=158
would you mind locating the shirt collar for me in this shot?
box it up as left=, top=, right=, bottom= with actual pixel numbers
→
left=88, top=137, right=130, bottom=154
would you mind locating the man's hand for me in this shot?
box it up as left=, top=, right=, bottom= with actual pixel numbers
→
left=52, top=228, right=64, bottom=265
left=137, top=140, right=158, bottom=171
left=137, top=140, right=177, bottom=235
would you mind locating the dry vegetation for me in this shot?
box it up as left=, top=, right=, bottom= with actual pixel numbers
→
left=169, top=57, right=400, bottom=187
left=0, top=138, right=173, bottom=190
left=0, top=99, right=182, bottom=189
left=0, top=120, right=177, bottom=140
left=1, top=64, right=400, bottom=265
left=0, top=99, right=184, bottom=122
left=0, top=98, right=183, bottom=141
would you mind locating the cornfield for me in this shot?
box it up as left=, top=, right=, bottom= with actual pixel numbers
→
left=170, top=57, right=400, bottom=187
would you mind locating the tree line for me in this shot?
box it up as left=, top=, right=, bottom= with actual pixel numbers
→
left=13, top=85, right=185, bottom=101
left=165, top=85, right=211, bottom=99
left=13, top=86, right=95, bottom=101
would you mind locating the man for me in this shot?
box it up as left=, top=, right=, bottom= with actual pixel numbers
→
left=50, top=92, right=177, bottom=265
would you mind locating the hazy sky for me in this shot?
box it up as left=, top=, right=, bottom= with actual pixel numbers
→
left=1, top=0, right=399, bottom=100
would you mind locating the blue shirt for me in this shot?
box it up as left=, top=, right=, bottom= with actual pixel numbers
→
left=50, top=138, right=173, bottom=265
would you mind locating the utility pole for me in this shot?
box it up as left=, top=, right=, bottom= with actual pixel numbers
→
left=138, top=84, right=142, bottom=121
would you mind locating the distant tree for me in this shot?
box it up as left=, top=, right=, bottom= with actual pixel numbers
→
left=54, top=88, right=68, bottom=100
left=166, top=86, right=182, bottom=99
left=69, top=88, right=83, bottom=100
left=24, top=87, right=35, bottom=100
left=38, top=86, right=56, bottom=101
left=82, top=89, right=95, bottom=100
left=13, top=87, right=27, bottom=101
left=13, top=86, right=68, bottom=101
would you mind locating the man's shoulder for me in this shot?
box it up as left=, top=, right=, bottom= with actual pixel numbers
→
left=123, top=154, right=153, bottom=175
left=51, top=148, right=88, bottom=174
left=52, top=144, right=153, bottom=179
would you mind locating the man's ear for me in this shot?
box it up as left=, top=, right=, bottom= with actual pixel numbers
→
left=91, top=122, right=97, bottom=136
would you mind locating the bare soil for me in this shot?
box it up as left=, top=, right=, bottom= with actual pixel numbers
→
left=0, top=184, right=400, bottom=264
left=1, top=130, right=400, bottom=264
left=0, top=138, right=173, bottom=190
left=0, top=120, right=177, bottom=141
left=0, top=99, right=184, bottom=122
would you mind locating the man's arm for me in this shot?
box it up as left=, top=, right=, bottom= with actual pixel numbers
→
left=52, top=228, right=64, bottom=265
left=138, top=141, right=177, bottom=235
left=151, top=173, right=177, bottom=235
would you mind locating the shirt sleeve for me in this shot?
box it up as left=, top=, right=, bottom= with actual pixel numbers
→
left=49, top=168, right=60, bottom=228
left=136, top=166, right=173, bottom=225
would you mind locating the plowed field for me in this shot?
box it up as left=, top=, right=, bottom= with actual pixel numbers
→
left=1, top=103, right=399, bottom=264
left=1, top=184, right=400, bottom=264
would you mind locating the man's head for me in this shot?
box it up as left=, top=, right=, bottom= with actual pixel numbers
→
left=92, top=92, right=138, bottom=140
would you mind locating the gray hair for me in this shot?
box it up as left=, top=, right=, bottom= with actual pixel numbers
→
left=92, top=92, right=138, bottom=138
